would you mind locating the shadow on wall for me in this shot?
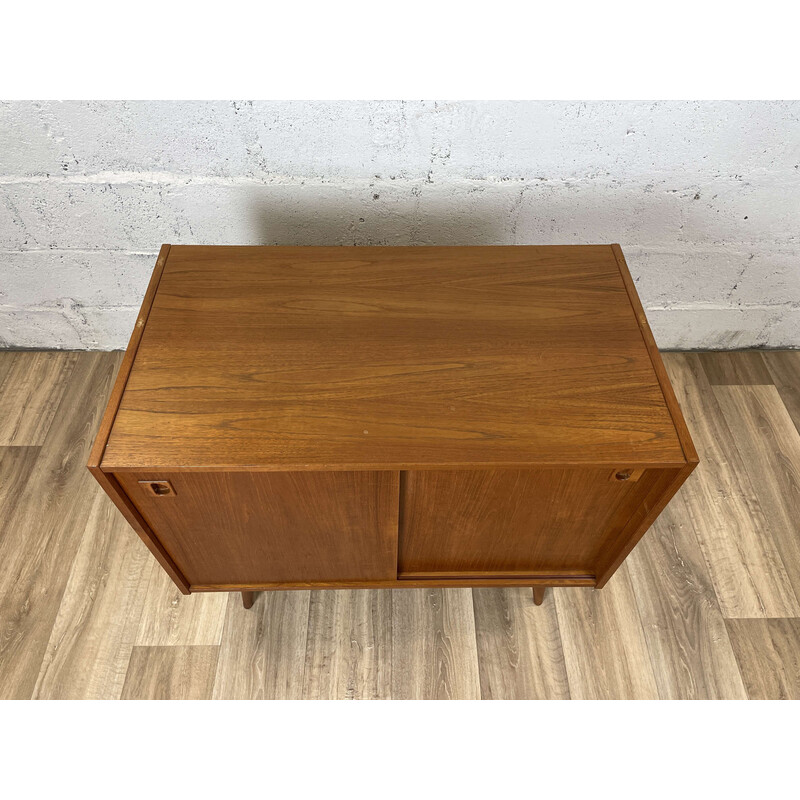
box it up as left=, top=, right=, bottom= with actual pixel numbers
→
left=235, top=178, right=693, bottom=249
left=244, top=190, right=510, bottom=247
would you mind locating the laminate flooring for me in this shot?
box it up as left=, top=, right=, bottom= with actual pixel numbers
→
left=1, top=351, right=799, bottom=699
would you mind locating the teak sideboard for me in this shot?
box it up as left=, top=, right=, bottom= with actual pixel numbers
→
left=88, top=244, right=698, bottom=609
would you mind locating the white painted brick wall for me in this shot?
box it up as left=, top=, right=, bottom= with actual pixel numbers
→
left=1, top=100, right=798, bottom=349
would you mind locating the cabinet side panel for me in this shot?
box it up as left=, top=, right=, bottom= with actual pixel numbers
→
left=116, top=471, right=399, bottom=586
left=595, top=463, right=694, bottom=587
left=611, top=244, right=698, bottom=463
left=398, top=468, right=667, bottom=576
left=87, top=244, right=170, bottom=471
left=94, top=469, right=190, bottom=593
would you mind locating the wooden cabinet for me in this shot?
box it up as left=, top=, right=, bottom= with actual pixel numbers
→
left=89, top=244, right=697, bottom=607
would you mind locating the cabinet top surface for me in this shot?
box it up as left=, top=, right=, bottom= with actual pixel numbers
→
left=101, top=245, right=689, bottom=470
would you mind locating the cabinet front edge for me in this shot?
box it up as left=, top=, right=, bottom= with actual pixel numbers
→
left=101, top=459, right=693, bottom=473
left=88, top=464, right=190, bottom=594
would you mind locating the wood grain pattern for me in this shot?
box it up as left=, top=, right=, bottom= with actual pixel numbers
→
left=117, top=470, right=399, bottom=587
left=399, top=468, right=667, bottom=576
left=0, top=353, right=121, bottom=699
left=91, top=469, right=190, bottom=594
left=32, top=490, right=152, bottom=699
left=594, top=463, right=692, bottom=587
left=725, top=619, right=800, bottom=700
left=101, top=245, right=685, bottom=470
left=212, top=590, right=311, bottom=700
left=0, top=351, right=14, bottom=388
left=624, top=497, right=747, bottom=699
left=191, top=577, right=595, bottom=590
left=611, top=245, right=698, bottom=465
left=662, top=354, right=800, bottom=618
left=555, top=566, right=660, bottom=699
left=135, top=565, right=228, bottom=647
left=712, top=384, right=800, bottom=601
left=121, top=645, right=219, bottom=700
left=472, top=587, right=570, bottom=699
left=700, top=351, right=774, bottom=386
left=0, top=351, right=76, bottom=445
left=87, top=244, right=170, bottom=471
left=302, top=590, right=392, bottom=699
left=762, top=351, right=800, bottom=434
left=0, top=446, right=41, bottom=520
left=391, top=588, right=481, bottom=699
left=88, top=245, right=694, bottom=603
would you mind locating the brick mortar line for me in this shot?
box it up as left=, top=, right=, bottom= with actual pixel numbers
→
left=0, top=172, right=796, bottom=187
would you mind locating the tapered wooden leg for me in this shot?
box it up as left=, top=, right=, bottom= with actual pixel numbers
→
left=532, top=586, right=547, bottom=606
left=241, top=590, right=256, bottom=609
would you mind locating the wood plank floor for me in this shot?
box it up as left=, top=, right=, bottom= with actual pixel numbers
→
left=1, top=350, right=799, bottom=700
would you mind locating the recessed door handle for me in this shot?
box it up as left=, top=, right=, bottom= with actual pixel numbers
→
left=139, top=480, right=176, bottom=496
left=610, top=469, right=643, bottom=482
